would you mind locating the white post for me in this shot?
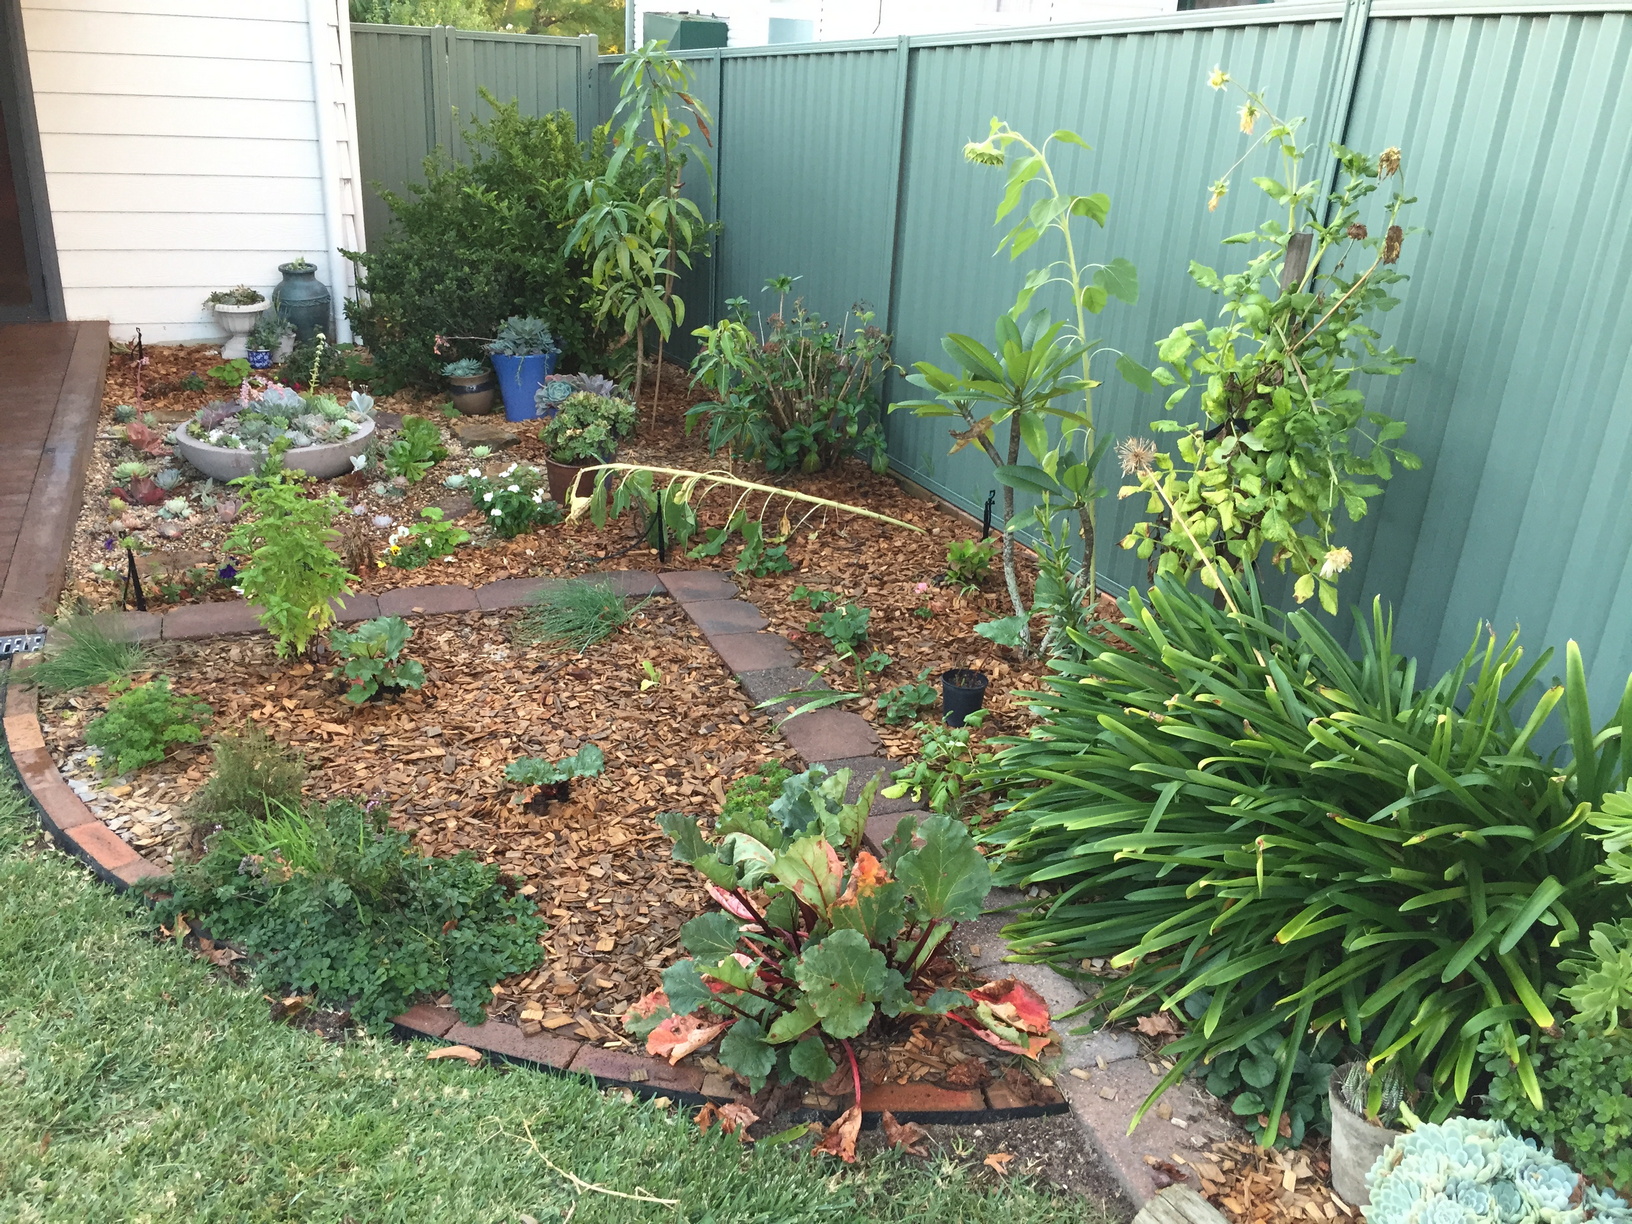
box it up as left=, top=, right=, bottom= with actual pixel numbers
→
left=307, top=0, right=354, bottom=343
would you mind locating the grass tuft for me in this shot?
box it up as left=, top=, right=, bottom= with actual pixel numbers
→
left=513, top=579, right=641, bottom=652
left=10, top=617, right=150, bottom=693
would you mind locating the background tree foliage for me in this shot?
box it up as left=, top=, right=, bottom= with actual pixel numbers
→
left=349, top=0, right=625, bottom=49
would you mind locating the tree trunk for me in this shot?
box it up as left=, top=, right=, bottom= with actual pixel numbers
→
left=1000, top=417, right=1029, bottom=657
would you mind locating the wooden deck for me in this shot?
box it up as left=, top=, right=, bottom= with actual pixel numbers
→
left=0, top=321, right=108, bottom=634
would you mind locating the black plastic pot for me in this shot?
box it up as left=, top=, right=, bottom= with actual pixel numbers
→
left=941, top=668, right=989, bottom=727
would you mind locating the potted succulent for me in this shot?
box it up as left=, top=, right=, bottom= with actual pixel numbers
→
left=486, top=316, right=559, bottom=422
left=1328, top=1062, right=1408, bottom=1206
left=175, top=384, right=377, bottom=481
left=536, top=371, right=622, bottom=420
left=206, top=286, right=267, bottom=360
left=442, top=357, right=495, bottom=415
left=539, top=391, right=636, bottom=503
left=245, top=307, right=293, bottom=371
left=274, top=256, right=331, bottom=342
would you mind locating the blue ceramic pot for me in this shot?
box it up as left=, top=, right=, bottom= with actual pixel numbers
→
left=246, top=348, right=273, bottom=370
left=492, top=352, right=558, bottom=421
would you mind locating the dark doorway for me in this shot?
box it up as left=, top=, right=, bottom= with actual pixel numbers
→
left=0, top=0, right=60, bottom=322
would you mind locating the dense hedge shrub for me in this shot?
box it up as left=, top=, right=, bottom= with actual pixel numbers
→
left=983, top=578, right=1632, bottom=1140
left=345, top=94, right=622, bottom=388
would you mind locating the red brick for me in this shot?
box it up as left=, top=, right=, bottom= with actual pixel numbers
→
left=331, top=593, right=380, bottom=624
left=708, top=631, right=800, bottom=673
left=568, top=1045, right=707, bottom=1096
left=376, top=584, right=479, bottom=617
left=445, top=1020, right=580, bottom=1070
left=162, top=601, right=265, bottom=639
left=778, top=709, right=881, bottom=763
left=474, top=576, right=561, bottom=611
left=4, top=710, right=44, bottom=752
left=64, top=820, right=141, bottom=871
left=110, top=855, right=172, bottom=890
left=24, top=768, right=99, bottom=834
left=983, top=1080, right=1066, bottom=1113
left=659, top=570, right=737, bottom=603
left=685, top=598, right=767, bottom=635
left=605, top=570, right=663, bottom=598
left=858, top=1081, right=985, bottom=1116
left=392, top=1004, right=461, bottom=1039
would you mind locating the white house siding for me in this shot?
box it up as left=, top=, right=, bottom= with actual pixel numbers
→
left=20, top=0, right=366, bottom=342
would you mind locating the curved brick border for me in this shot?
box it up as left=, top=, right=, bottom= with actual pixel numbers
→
left=0, top=566, right=1070, bottom=1130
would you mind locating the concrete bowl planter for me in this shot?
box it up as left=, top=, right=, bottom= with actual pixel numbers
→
left=174, top=417, right=376, bottom=481
left=1328, top=1066, right=1406, bottom=1206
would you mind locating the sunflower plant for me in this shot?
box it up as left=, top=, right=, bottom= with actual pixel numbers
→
left=1118, top=74, right=1420, bottom=614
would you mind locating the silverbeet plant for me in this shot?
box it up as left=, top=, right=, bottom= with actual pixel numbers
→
left=626, top=765, right=1053, bottom=1131
left=328, top=617, right=426, bottom=704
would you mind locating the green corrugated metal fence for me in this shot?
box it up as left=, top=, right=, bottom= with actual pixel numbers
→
left=352, top=3, right=1632, bottom=712
left=350, top=24, right=598, bottom=243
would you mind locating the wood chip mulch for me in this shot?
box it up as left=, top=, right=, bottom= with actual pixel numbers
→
left=1189, top=1139, right=1357, bottom=1224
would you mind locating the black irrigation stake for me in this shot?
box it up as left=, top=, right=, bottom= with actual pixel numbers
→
left=654, top=491, right=669, bottom=564
left=981, top=490, right=996, bottom=540
left=123, top=545, right=147, bottom=612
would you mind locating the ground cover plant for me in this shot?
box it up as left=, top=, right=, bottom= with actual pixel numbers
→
left=1116, top=76, right=1418, bottom=614
left=688, top=276, right=893, bottom=474
left=630, top=765, right=1053, bottom=1159
left=384, top=506, right=469, bottom=569
left=158, top=795, right=544, bottom=1025
left=381, top=414, right=447, bottom=482
left=984, top=577, right=1632, bottom=1143
left=84, top=678, right=211, bottom=774
left=883, top=712, right=988, bottom=819
left=453, top=462, right=563, bottom=539
left=0, top=763, right=1097, bottom=1221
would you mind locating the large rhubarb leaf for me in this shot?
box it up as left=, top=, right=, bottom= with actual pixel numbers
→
left=719, top=1017, right=778, bottom=1090
left=770, top=836, right=846, bottom=917
left=661, top=959, right=713, bottom=1015
left=828, top=850, right=907, bottom=945
left=681, top=911, right=742, bottom=961
left=789, top=1034, right=836, bottom=1083
left=793, top=929, right=902, bottom=1039
left=769, top=765, right=849, bottom=838
left=658, top=811, right=737, bottom=888
left=719, top=831, right=776, bottom=886
left=765, top=999, right=820, bottom=1043
left=623, top=988, right=674, bottom=1038
left=896, top=813, right=990, bottom=923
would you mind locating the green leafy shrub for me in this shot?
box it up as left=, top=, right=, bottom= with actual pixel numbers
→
left=876, top=670, right=937, bottom=725
left=984, top=577, right=1632, bottom=1141
left=945, top=538, right=997, bottom=589
left=538, top=391, right=635, bottom=465
left=504, top=745, right=605, bottom=789
left=458, top=463, right=562, bottom=539
left=85, top=679, right=211, bottom=773
left=513, top=579, right=638, bottom=651
left=207, top=357, right=252, bottom=388
left=187, top=726, right=306, bottom=824
left=1366, top=1118, right=1632, bottom=1224
left=345, top=95, right=618, bottom=387
left=156, top=798, right=545, bottom=1026
left=381, top=415, right=447, bottom=483
left=224, top=466, right=355, bottom=657
left=882, top=712, right=987, bottom=817
left=385, top=507, right=470, bottom=569
left=627, top=766, right=1052, bottom=1109
left=687, top=279, right=892, bottom=474
left=14, top=617, right=150, bottom=694
left=328, top=617, right=426, bottom=704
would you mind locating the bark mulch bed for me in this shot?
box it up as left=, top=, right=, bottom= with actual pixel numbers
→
left=1193, top=1138, right=1357, bottom=1224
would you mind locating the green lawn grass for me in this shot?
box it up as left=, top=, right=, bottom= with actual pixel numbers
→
left=0, top=757, right=1097, bottom=1223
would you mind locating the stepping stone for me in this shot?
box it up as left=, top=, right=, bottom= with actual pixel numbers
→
left=454, top=420, right=519, bottom=450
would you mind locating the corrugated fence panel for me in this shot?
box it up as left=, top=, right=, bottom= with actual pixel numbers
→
left=351, top=25, right=441, bottom=245
left=885, top=15, right=1343, bottom=594
left=448, top=32, right=585, bottom=141
left=1337, top=8, right=1632, bottom=706
left=714, top=47, right=902, bottom=333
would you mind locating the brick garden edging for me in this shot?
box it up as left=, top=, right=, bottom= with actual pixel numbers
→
left=0, top=567, right=1078, bottom=1133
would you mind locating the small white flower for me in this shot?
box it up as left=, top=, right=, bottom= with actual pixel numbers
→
left=483, top=492, right=493, bottom=502
left=531, top=491, right=544, bottom=503
left=490, top=508, right=502, bottom=517
left=507, top=484, right=520, bottom=494
left=1319, top=547, right=1354, bottom=579
left=467, top=467, right=481, bottom=478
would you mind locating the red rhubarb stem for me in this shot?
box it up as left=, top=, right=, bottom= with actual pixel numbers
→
left=840, top=1037, right=861, bottom=1112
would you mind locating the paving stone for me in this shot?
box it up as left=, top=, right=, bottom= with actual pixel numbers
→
left=430, top=492, right=474, bottom=520
left=161, top=600, right=265, bottom=639
left=1058, top=1027, right=1141, bottom=1070
left=475, top=575, right=562, bottom=611
left=857, top=1080, right=985, bottom=1118
left=605, top=569, right=664, bottom=598
left=778, top=709, right=881, bottom=763
left=863, top=809, right=928, bottom=856
left=392, top=1004, right=460, bottom=1039
left=735, top=666, right=824, bottom=706
left=951, top=887, right=1036, bottom=972
left=569, top=1045, right=707, bottom=1097
left=4, top=708, right=43, bottom=751
left=685, top=598, right=767, bottom=635
left=331, top=593, right=380, bottom=624
left=707, top=631, right=800, bottom=673
left=444, top=1020, right=579, bottom=1070
left=77, top=610, right=162, bottom=642
left=377, top=584, right=479, bottom=618
left=452, top=420, right=519, bottom=450
left=659, top=570, right=737, bottom=604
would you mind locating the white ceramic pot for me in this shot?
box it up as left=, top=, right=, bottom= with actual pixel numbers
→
left=214, top=302, right=267, bottom=360
left=174, top=416, right=376, bottom=481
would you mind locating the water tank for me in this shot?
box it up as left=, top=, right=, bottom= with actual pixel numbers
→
left=641, top=12, right=729, bottom=49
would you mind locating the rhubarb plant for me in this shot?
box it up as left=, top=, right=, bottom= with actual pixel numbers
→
left=627, top=765, right=1053, bottom=1130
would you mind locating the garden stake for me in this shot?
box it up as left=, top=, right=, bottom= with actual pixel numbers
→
left=655, top=492, right=667, bottom=564
left=123, top=545, right=147, bottom=612
left=982, top=490, right=996, bottom=540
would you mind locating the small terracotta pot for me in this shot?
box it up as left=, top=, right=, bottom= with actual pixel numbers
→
left=545, top=455, right=597, bottom=504
left=448, top=372, right=496, bottom=415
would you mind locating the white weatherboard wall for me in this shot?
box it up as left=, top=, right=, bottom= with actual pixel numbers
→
left=20, top=0, right=367, bottom=342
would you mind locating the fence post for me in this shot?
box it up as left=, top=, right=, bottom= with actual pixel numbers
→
left=1315, top=0, right=1375, bottom=214
left=576, top=33, right=599, bottom=143
left=706, top=47, right=724, bottom=326
left=430, top=25, right=457, bottom=161
left=881, top=35, right=914, bottom=342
